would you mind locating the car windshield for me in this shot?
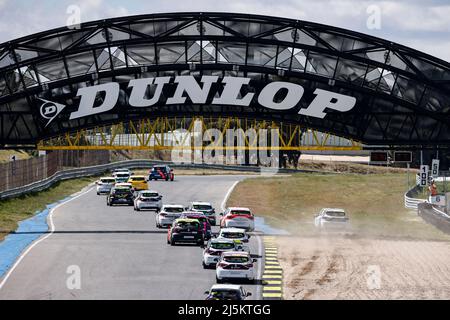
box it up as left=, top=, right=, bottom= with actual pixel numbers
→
left=176, top=222, right=199, bottom=229
left=132, top=177, right=145, bottom=181
left=326, top=211, right=346, bottom=217
left=211, top=242, right=235, bottom=250
left=101, top=179, right=115, bottom=184
left=114, top=189, right=130, bottom=194
left=142, top=193, right=158, bottom=197
left=230, top=210, right=251, bottom=215
left=186, top=216, right=207, bottom=223
left=223, top=256, right=249, bottom=263
left=210, top=290, right=241, bottom=299
left=153, top=167, right=166, bottom=171
left=116, top=174, right=130, bottom=178
left=193, top=204, right=212, bottom=210
left=221, top=232, right=244, bottom=239
left=165, top=207, right=184, bottom=213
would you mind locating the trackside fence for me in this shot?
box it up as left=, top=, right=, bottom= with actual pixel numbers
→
left=0, top=155, right=318, bottom=200
left=0, top=150, right=110, bottom=194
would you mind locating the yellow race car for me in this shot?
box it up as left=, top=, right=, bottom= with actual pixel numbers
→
left=128, top=175, right=148, bottom=191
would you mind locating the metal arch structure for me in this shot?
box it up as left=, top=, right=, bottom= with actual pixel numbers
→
left=37, top=117, right=362, bottom=151
left=1, top=12, right=450, bottom=149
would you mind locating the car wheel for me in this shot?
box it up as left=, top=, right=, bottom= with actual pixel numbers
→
left=170, top=240, right=175, bottom=246
left=202, top=262, right=208, bottom=269
left=216, top=276, right=223, bottom=284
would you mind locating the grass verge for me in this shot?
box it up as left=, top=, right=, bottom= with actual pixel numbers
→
left=0, top=177, right=96, bottom=241
left=227, top=172, right=450, bottom=241
left=0, top=150, right=31, bottom=163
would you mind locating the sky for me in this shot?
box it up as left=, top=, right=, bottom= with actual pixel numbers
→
left=0, top=0, right=449, bottom=62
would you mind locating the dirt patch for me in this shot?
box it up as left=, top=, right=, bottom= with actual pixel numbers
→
left=278, top=235, right=450, bottom=300
left=228, top=172, right=448, bottom=240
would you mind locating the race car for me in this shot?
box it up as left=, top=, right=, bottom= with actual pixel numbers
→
left=204, top=284, right=252, bottom=300
left=115, top=182, right=133, bottom=190
left=220, top=207, right=255, bottom=231
left=96, top=177, right=116, bottom=195
left=128, top=175, right=148, bottom=191
left=156, top=204, right=185, bottom=228
left=188, top=201, right=216, bottom=226
left=112, top=168, right=131, bottom=176
left=216, top=251, right=257, bottom=283
left=180, top=211, right=212, bottom=240
left=314, top=208, right=349, bottom=228
left=167, top=218, right=204, bottom=246
left=114, top=172, right=131, bottom=183
left=202, top=238, right=247, bottom=269
left=106, top=187, right=134, bottom=206
left=134, top=190, right=162, bottom=211
left=148, top=165, right=174, bottom=181
left=216, top=228, right=250, bottom=243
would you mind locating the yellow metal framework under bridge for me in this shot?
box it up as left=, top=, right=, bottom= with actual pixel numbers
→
left=37, top=117, right=362, bottom=151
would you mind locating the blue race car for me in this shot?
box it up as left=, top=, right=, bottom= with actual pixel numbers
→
left=148, top=165, right=174, bottom=181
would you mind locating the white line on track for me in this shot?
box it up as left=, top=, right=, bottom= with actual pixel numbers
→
left=255, top=233, right=263, bottom=299
left=220, top=180, right=264, bottom=300
left=0, top=186, right=94, bottom=291
left=220, top=180, right=239, bottom=212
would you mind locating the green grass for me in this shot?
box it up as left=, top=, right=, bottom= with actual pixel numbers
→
left=0, top=177, right=96, bottom=241
left=0, top=150, right=31, bottom=163
left=414, top=181, right=450, bottom=199
left=227, top=172, right=450, bottom=241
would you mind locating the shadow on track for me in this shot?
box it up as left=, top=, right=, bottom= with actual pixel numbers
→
left=1, top=230, right=168, bottom=235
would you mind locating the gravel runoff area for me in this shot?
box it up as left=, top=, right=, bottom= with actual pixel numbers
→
left=278, top=235, right=450, bottom=300
left=228, top=171, right=450, bottom=300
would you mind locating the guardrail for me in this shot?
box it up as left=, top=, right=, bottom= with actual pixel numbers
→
left=404, top=185, right=427, bottom=210
left=0, top=160, right=317, bottom=200
left=418, top=202, right=450, bottom=235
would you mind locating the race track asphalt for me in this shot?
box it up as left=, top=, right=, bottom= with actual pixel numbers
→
left=0, top=175, right=264, bottom=300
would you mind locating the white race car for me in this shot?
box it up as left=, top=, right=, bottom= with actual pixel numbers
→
left=216, top=251, right=257, bottom=283
left=134, top=190, right=162, bottom=211
left=156, top=204, right=185, bottom=228
left=112, top=168, right=131, bottom=176
left=188, top=201, right=216, bottom=226
left=204, top=284, right=252, bottom=300
left=202, top=238, right=248, bottom=268
left=114, top=172, right=131, bottom=183
left=96, top=177, right=116, bottom=195
left=216, top=228, right=250, bottom=243
left=220, top=207, right=255, bottom=231
left=314, top=208, right=349, bottom=228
